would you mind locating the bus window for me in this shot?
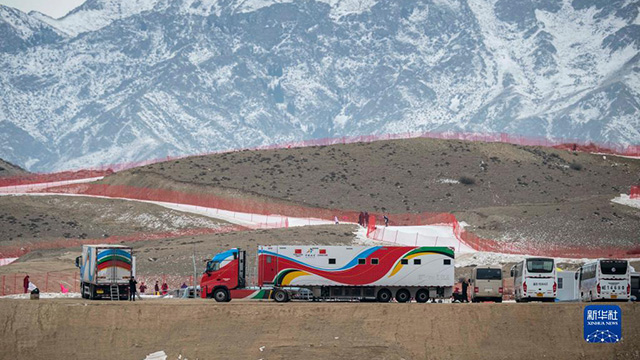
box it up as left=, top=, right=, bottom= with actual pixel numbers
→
left=476, top=268, right=502, bottom=280
left=600, top=260, right=627, bottom=275
left=526, top=259, right=553, bottom=273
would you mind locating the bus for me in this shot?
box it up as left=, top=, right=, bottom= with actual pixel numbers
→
left=510, top=258, right=557, bottom=302
left=579, top=259, right=631, bottom=302
left=470, top=266, right=503, bottom=303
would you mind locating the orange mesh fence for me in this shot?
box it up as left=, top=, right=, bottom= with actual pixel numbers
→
left=0, top=226, right=244, bottom=258
left=35, top=183, right=640, bottom=259
left=0, top=169, right=112, bottom=187
left=631, top=186, right=640, bottom=199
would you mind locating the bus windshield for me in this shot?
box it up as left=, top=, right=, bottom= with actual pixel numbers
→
left=600, top=260, right=628, bottom=275
left=476, top=268, right=502, bottom=280
left=526, top=259, right=554, bottom=273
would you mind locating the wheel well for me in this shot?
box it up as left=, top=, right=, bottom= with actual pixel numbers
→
left=210, top=286, right=229, bottom=298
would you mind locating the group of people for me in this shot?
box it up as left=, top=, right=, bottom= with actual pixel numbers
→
left=127, top=277, right=185, bottom=301
left=357, top=212, right=370, bottom=227
left=357, top=212, right=390, bottom=227
left=453, top=279, right=472, bottom=303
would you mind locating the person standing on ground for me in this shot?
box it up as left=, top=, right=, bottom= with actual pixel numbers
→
left=161, top=282, right=168, bottom=295
left=461, top=278, right=469, bottom=303
left=364, top=212, right=369, bottom=227
left=23, top=275, right=30, bottom=293
left=334, top=215, right=339, bottom=225
left=139, top=282, right=147, bottom=294
left=383, top=215, right=389, bottom=227
left=129, top=276, right=137, bottom=301
left=358, top=212, right=364, bottom=226
left=154, top=281, right=160, bottom=295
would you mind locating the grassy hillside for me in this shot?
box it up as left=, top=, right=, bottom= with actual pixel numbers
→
left=102, top=138, right=640, bottom=247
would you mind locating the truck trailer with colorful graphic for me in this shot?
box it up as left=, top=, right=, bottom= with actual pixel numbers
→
left=200, top=245, right=455, bottom=302
left=75, top=244, right=135, bottom=300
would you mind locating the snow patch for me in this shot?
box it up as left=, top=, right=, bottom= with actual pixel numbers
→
left=611, top=194, right=640, bottom=209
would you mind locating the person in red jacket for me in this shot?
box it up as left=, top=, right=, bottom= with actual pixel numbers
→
left=161, top=282, right=168, bottom=295
left=23, top=275, right=30, bottom=293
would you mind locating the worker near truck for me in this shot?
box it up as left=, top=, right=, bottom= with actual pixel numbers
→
left=23, top=275, right=30, bottom=293
left=129, top=276, right=137, bottom=301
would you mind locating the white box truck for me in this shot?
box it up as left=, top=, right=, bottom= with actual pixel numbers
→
left=75, top=244, right=135, bottom=300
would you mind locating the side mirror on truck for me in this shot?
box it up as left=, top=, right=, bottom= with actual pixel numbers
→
left=75, top=256, right=81, bottom=268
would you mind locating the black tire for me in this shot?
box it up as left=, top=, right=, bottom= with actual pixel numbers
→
left=377, top=288, right=392, bottom=303
left=273, top=289, right=289, bottom=303
left=81, top=283, right=87, bottom=299
left=415, top=289, right=429, bottom=303
left=213, top=288, right=229, bottom=302
left=89, top=284, right=95, bottom=300
left=396, top=289, right=411, bottom=303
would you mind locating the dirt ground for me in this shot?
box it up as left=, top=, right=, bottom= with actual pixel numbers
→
left=0, top=158, right=27, bottom=178
left=101, top=138, right=640, bottom=248
left=0, top=299, right=638, bottom=360
left=0, top=195, right=229, bottom=255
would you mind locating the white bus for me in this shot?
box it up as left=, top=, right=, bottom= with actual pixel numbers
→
left=511, top=257, right=557, bottom=302
left=579, top=259, right=630, bottom=302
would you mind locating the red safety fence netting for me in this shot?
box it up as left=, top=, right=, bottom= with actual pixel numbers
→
left=631, top=186, right=640, bottom=199
left=0, top=226, right=245, bottom=258
left=33, top=183, right=640, bottom=259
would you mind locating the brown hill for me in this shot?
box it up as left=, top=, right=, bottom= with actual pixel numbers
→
left=101, top=138, right=640, bottom=249
left=0, top=158, right=28, bottom=178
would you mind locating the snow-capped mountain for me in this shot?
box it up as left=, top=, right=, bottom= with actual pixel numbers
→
left=0, top=0, right=638, bottom=171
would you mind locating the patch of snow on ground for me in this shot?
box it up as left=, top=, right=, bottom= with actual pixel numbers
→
left=0, top=258, right=18, bottom=266
left=611, top=194, right=640, bottom=209
left=0, top=292, right=81, bottom=299
left=143, top=351, right=167, bottom=360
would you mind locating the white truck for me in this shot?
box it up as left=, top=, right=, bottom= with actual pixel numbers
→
left=201, top=245, right=455, bottom=302
left=75, top=244, right=135, bottom=300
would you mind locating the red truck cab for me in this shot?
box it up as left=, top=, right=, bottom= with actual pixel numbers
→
left=200, top=248, right=246, bottom=301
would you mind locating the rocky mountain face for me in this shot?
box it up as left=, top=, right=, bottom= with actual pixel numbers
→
left=0, top=0, right=638, bottom=171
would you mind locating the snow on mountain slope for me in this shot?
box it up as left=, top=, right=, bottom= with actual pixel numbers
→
left=0, top=0, right=638, bottom=171
left=30, top=0, right=160, bottom=36
left=0, top=5, right=65, bottom=52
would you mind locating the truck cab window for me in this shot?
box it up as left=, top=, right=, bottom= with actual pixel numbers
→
left=207, top=261, right=220, bottom=272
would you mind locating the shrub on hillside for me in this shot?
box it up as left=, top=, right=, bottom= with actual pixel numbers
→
left=459, top=176, right=476, bottom=185
left=570, top=162, right=583, bottom=171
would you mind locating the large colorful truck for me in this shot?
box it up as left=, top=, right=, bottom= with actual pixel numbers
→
left=200, top=245, right=455, bottom=302
left=75, top=244, right=135, bottom=300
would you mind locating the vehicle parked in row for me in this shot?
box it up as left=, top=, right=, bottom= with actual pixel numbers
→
left=631, top=272, right=639, bottom=302
left=511, top=258, right=557, bottom=302
left=75, top=244, right=135, bottom=300
left=470, top=266, right=503, bottom=303
left=200, top=245, right=455, bottom=302
left=578, top=259, right=631, bottom=302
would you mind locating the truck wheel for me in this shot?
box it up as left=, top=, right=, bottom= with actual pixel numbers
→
left=273, top=289, right=289, bottom=303
left=395, top=289, right=411, bottom=303
left=89, top=284, right=95, bottom=300
left=377, top=288, right=392, bottom=303
left=415, top=289, right=429, bottom=303
left=213, top=288, right=229, bottom=302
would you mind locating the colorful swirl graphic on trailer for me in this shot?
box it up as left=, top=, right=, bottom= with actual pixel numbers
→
left=97, top=249, right=132, bottom=272
left=261, top=246, right=454, bottom=286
